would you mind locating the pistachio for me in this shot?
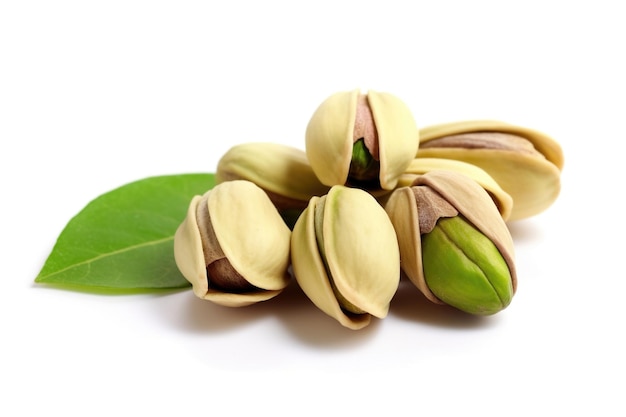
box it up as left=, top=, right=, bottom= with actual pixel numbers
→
left=384, top=170, right=516, bottom=315
left=418, top=120, right=564, bottom=220
left=305, top=89, right=419, bottom=192
left=422, top=216, right=514, bottom=315
left=291, top=185, right=400, bottom=329
left=216, top=142, right=330, bottom=228
left=174, top=180, right=291, bottom=307
left=395, top=157, right=513, bottom=221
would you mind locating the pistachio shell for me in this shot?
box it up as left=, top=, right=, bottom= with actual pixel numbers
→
left=174, top=180, right=291, bottom=307
left=420, top=120, right=564, bottom=168
left=384, top=187, right=426, bottom=299
left=396, top=158, right=513, bottom=220
left=418, top=120, right=563, bottom=220
left=384, top=170, right=516, bottom=309
left=368, top=91, right=420, bottom=189
left=291, top=185, right=400, bottom=329
left=305, top=90, right=355, bottom=187
left=216, top=142, right=330, bottom=206
left=216, top=142, right=331, bottom=227
left=305, top=89, right=419, bottom=191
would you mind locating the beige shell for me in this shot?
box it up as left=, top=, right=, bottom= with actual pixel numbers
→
left=174, top=180, right=291, bottom=307
left=291, top=185, right=400, bottom=329
left=418, top=120, right=564, bottom=220
left=305, top=89, right=419, bottom=190
left=396, top=158, right=513, bottom=221
left=216, top=142, right=330, bottom=207
left=384, top=170, right=516, bottom=304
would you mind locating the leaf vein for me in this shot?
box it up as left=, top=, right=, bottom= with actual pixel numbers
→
left=40, top=236, right=174, bottom=281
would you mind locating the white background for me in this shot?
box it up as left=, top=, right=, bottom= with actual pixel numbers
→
left=2, top=1, right=624, bottom=415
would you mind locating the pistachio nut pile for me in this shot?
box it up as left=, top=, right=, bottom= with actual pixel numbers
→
left=174, top=88, right=564, bottom=330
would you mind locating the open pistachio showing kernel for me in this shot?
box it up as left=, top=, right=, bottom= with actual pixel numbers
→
left=216, top=142, right=330, bottom=228
left=418, top=120, right=564, bottom=220
left=174, top=180, right=291, bottom=307
left=395, top=157, right=513, bottom=221
left=384, top=170, right=516, bottom=315
left=305, top=89, right=419, bottom=192
left=291, top=185, right=400, bottom=329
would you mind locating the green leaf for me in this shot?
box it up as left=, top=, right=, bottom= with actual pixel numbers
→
left=35, top=173, right=215, bottom=292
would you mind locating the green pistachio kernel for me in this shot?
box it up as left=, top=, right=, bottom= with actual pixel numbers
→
left=349, top=138, right=380, bottom=185
left=422, top=216, right=513, bottom=315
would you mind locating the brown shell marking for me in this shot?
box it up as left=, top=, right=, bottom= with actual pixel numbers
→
left=421, top=132, right=545, bottom=158
left=195, top=195, right=258, bottom=292
left=353, top=94, right=379, bottom=160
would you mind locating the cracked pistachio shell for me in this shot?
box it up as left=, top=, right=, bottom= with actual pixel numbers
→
left=395, top=157, right=513, bottom=221
left=216, top=142, right=330, bottom=227
left=418, top=120, right=564, bottom=220
left=384, top=170, right=516, bottom=315
left=305, top=89, right=419, bottom=191
left=291, top=185, right=400, bottom=330
left=174, top=180, right=291, bottom=307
